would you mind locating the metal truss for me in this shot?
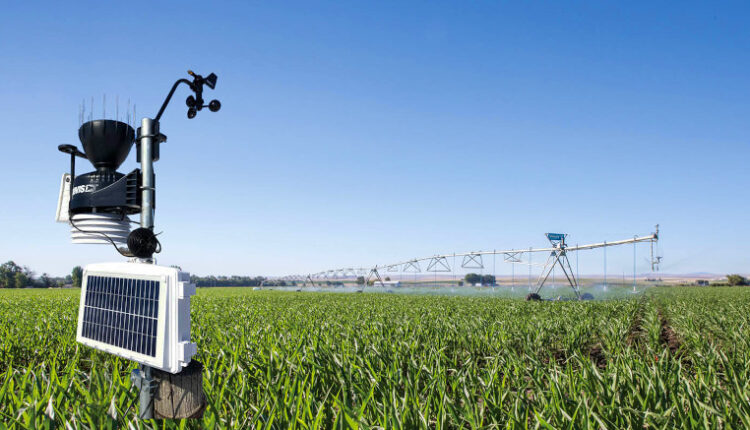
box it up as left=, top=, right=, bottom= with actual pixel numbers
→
left=366, top=267, right=385, bottom=287
left=461, top=253, right=484, bottom=269
left=534, top=249, right=580, bottom=298
left=402, top=260, right=421, bottom=273
left=503, top=252, right=523, bottom=263
left=426, top=256, right=451, bottom=272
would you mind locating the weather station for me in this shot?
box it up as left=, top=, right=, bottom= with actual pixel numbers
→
left=55, top=71, right=221, bottom=419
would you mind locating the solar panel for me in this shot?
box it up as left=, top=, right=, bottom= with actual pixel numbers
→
left=80, top=276, right=160, bottom=357
left=76, top=262, right=197, bottom=373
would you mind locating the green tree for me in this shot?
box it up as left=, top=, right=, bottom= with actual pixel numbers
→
left=356, top=276, right=365, bottom=285
left=465, top=273, right=481, bottom=285
left=71, top=266, right=83, bottom=288
left=39, top=273, right=51, bottom=288
left=727, top=274, right=748, bottom=286
left=14, top=272, right=28, bottom=288
left=0, top=261, right=22, bottom=288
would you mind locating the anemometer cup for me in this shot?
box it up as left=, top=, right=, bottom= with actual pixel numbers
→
left=78, top=120, right=135, bottom=171
left=156, top=71, right=220, bottom=121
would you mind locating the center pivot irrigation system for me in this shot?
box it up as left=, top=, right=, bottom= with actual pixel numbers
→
left=281, top=226, right=661, bottom=299
left=55, top=71, right=221, bottom=419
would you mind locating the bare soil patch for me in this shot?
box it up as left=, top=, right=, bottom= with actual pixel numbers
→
left=658, top=310, right=682, bottom=355
left=626, top=300, right=647, bottom=348
left=588, top=343, right=607, bottom=369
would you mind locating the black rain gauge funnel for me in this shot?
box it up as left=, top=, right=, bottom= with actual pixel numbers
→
left=78, top=119, right=135, bottom=171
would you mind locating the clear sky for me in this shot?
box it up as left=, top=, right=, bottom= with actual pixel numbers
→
left=0, top=1, right=748, bottom=278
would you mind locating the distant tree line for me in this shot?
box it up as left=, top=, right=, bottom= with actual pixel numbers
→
left=0, top=263, right=333, bottom=289
left=0, top=261, right=73, bottom=288
left=694, top=275, right=749, bottom=287
left=464, top=273, right=496, bottom=286
left=726, top=274, right=748, bottom=286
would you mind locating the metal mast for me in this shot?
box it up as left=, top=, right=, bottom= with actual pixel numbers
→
left=650, top=224, right=661, bottom=271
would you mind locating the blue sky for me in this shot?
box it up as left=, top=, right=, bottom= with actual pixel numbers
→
left=0, top=1, right=747, bottom=277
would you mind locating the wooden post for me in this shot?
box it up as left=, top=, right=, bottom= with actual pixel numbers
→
left=152, top=360, right=206, bottom=419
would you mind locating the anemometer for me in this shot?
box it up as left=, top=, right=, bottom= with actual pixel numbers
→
left=55, top=71, right=221, bottom=419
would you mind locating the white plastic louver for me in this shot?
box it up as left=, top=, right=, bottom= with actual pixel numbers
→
left=76, top=262, right=197, bottom=373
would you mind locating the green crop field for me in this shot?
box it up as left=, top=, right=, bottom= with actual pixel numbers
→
left=2, top=287, right=750, bottom=429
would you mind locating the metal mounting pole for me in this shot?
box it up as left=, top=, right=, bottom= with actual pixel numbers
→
left=131, top=364, right=156, bottom=419
left=134, top=117, right=159, bottom=418
left=139, top=118, right=157, bottom=231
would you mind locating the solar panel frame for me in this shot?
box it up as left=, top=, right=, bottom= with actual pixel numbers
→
left=76, top=268, right=168, bottom=368
left=75, top=262, right=197, bottom=373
